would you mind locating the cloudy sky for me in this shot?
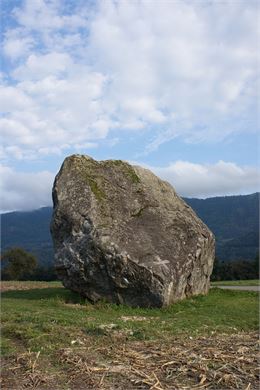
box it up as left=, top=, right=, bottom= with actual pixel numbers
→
left=0, top=0, right=259, bottom=212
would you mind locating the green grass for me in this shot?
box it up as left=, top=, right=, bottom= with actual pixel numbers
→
left=211, top=279, right=260, bottom=286
left=1, top=282, right=258, bottom=358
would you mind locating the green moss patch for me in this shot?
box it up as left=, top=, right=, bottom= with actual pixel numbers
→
left=81, top=173, right=105, bottom=201
left=125, top=166, right=140, bottom=184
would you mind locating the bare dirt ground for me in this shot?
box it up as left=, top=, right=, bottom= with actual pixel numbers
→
left=1, top=331, right=259, bottom=390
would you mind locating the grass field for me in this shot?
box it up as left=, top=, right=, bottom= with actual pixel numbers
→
left=1, top=281, right=259, bottom=389
left=211, top=279, right=260, bottom=286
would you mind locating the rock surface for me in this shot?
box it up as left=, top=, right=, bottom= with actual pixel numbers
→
left=51, top=155, right=215, bottom=307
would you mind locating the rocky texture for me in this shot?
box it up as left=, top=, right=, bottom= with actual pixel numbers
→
left=51, top=155, right=215, bottom=308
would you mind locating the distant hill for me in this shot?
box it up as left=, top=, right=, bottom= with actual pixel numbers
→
left=1, top=207, right=53, bottom=267
left=184, top=193, right=259, bottom=261
left=1, top=193, right=259, bottom=266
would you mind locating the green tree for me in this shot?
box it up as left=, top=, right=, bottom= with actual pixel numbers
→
left=30, top=265, right=57, bottom=281
left=1, top=247, right=37, bottom=280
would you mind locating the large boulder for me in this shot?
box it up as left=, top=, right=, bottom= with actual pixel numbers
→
left=51, top=155, right=215, bottom=308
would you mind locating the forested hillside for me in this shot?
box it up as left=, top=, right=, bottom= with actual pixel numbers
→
left=184, top=193, right=259, bottom=261
left=1, top=207, right=53, bottom=266
left=1, top=193, right=259, bottom=265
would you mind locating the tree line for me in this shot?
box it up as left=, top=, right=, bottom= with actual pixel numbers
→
left=1, top=247, right=259, bottom=281
left=1, top=247, right=56, bottom=281
left=211, top=254, right=259, bottom=281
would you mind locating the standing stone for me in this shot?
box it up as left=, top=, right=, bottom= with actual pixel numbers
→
left=51, top=155, right=215, bottom=308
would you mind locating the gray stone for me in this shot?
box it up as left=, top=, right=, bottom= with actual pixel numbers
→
left=51, top=155, right=215, bottom=308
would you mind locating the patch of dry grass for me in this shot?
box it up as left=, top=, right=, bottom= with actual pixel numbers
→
left=1, top=332, right=259, bottom=389
left=0, top=281, right=61, bottom=292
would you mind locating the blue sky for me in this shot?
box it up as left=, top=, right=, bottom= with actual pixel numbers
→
left=0, top=0, right=259, bottom=211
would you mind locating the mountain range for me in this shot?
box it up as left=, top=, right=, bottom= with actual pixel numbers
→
left=1, top=193, right=259, bottom=266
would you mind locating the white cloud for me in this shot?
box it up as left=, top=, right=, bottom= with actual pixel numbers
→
left=0, top=85, right=33, bottom=111
left=0, top=165, right=54, bottom=212
left=0, top=58, right=109, bottom=152
left=3, top=34, right=34, bottom=60
left=88, top=0, right=258, bottom=145
left=1, top=160, right=258, bottom=212
left=13, top=52, right=73, bottom=80
left=0, top=0, right=258, bottom=161
left=147, top=160, right=260, bottom=198
left=13, top=0, right=88, bottom=32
